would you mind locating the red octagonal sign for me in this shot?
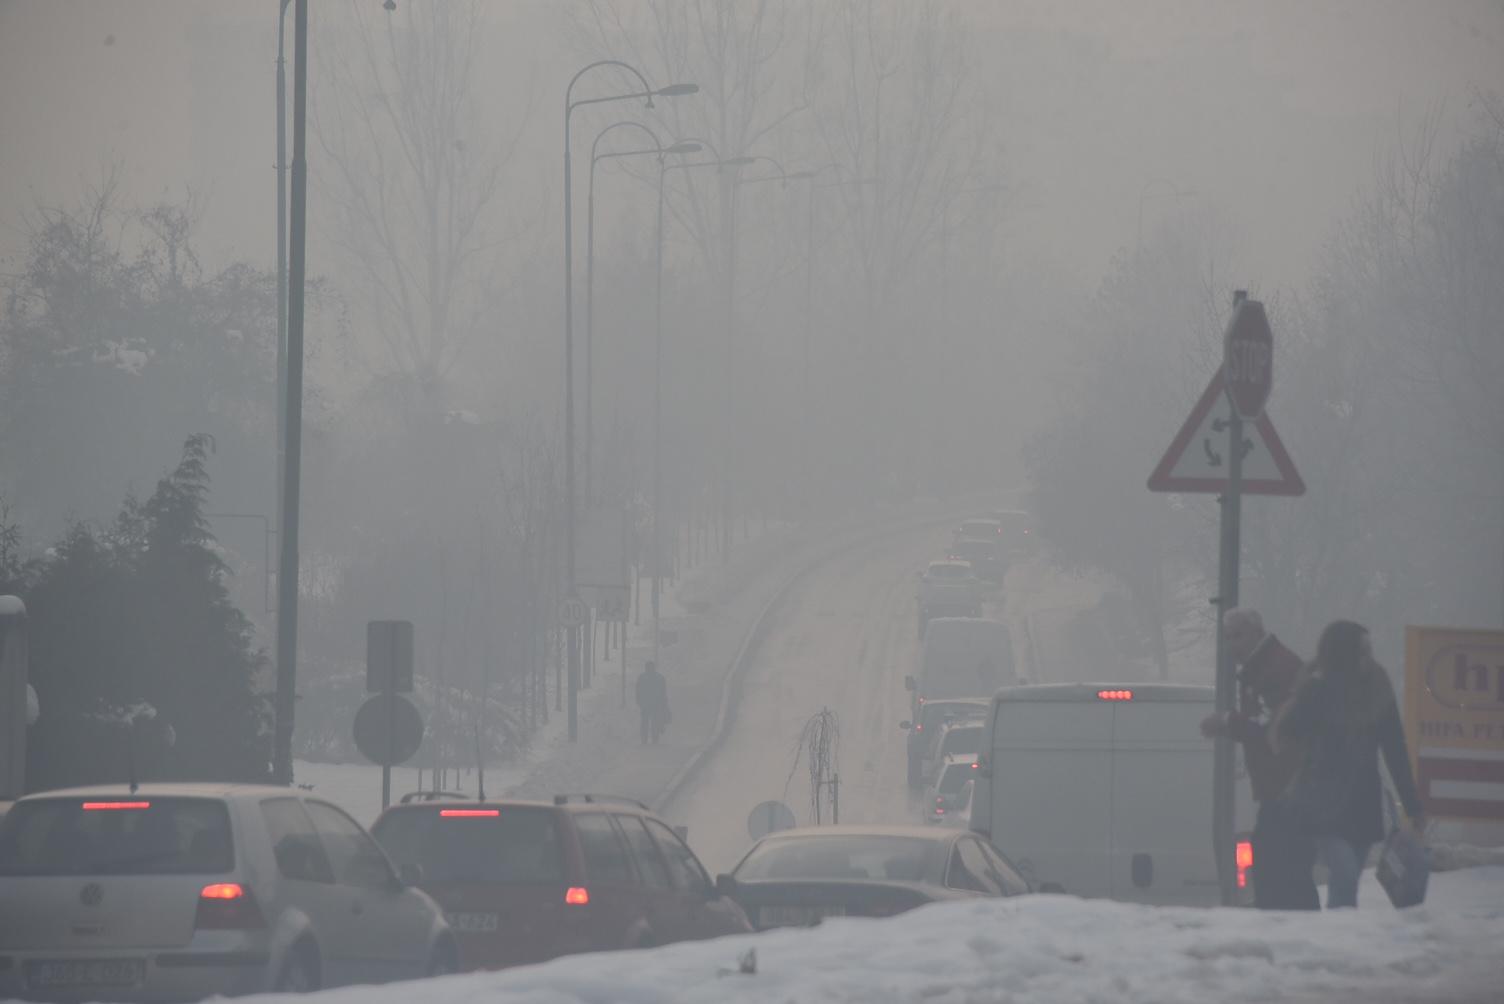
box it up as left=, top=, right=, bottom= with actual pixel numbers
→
left=1223, top=298, right=1273, bottom=420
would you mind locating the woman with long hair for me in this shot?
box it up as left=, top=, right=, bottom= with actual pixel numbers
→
left=1276, top=620, right=1425, bottom=908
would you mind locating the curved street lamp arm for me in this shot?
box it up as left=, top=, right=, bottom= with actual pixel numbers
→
left=567, top=59, right=655, bottom=115
left=591, top=120, right=664, bottom=165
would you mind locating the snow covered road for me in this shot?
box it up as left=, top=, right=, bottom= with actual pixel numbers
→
left=662, top=522, right=978, bottom=873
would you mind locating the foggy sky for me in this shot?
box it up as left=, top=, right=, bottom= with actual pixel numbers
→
left=3, top=0, right=1501, bottom=299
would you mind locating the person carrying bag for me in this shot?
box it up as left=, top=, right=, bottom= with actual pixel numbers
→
left=1274, top=621, right=1426, bottom=909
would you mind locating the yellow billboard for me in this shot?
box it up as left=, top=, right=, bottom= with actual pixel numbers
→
left=1403, top=626, right=1504, bottom=821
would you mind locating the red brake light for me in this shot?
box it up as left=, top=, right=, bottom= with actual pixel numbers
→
left=440, top=809, right=499, bottom=817
left=1096, top=689, right=1133, bottom=701
left=1236, top=840, right=1253, bottom=890
left=200, top=883, right=245, bottom=900
left=565, top=886, right=590, bottom=905
left=82, top=801, right=151, bottom=811
left=196, top=883, right=264, bottom=930
left=971, top=761, right=980, bottom=768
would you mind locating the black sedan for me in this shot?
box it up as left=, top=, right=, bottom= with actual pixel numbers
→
left=716, top=826, right=1031, bottom=930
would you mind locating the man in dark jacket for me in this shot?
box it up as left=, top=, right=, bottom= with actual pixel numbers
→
left=635, top=661, right=669, bottom=744
left=1201, top=608, right=1315, bottom=909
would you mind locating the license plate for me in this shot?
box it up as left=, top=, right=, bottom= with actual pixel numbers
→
left=446, top=911, right=500, bottom=932
left=27, top=958, right=145, bottom=989
left=758, top=904, right=845, bottom=927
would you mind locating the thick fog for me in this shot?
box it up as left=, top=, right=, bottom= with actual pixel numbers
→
left=1, top=0, right=1501, bottom=774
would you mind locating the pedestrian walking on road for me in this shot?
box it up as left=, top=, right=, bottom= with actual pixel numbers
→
left=1275, top=620, right=1426, bottom=909
left=1200, top=608, right=1316, bottom=909
left=636, top=661, right=670, bottom=744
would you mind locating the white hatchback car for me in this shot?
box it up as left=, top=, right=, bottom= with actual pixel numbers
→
left=0, top=783, right=454, bottom=1000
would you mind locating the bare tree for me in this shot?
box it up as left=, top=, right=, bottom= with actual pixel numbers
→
left=314, top=0, right=530, bottom=411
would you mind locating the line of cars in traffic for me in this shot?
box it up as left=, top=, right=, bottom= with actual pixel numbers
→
left=905, top=513, right=1254, bottom=905
left=0, top=777, right=1047, bottom=1001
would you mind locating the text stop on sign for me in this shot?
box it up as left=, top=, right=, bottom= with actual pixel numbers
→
left=1223, top=298, right=1273, bottom=420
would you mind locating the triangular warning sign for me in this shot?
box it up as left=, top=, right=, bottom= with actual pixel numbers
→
left=1147, top=367, right=1305, bottom=496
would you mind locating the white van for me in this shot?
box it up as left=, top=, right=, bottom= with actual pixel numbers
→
left=908, top=618, right=1015, bottom=705
left=971, top=683, right=1253, bottom=906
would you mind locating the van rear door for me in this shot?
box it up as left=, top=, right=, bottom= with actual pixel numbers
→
left=1108, top=697, right=1220, bottom=905
left=987, top=699, right=1112, bottom=896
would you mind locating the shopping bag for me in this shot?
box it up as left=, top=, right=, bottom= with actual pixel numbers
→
left=1376, top=790, right=1429, bottom=909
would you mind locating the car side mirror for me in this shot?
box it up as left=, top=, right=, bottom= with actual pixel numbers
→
left=899, top=720, right=912, bottom=731
left=904, top=676, right=916, bottom=692
left=715, top=873, right=737, bottom=899
left=396, top=862, right=424, bottom=887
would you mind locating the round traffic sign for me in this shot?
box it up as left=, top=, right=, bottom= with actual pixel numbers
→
left=353, top=693, right=424, bottom=766
left=1223, top=298, right=1273, bottom=420
left=559, top=595, right=589, bottom=629
left=746, top=800, right=797, bottom=840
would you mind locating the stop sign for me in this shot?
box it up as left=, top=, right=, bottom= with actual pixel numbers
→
left=1223, top=298, right=1273, bottom=419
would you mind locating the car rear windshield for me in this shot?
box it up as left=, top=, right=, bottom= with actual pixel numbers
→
left=735, top=835, right=937, bottom=883
left=0, top=797, right=233, bottom=876
left=959, top=522, right=998, bottom=537
left=937, top=764, right=974, bottom=794
left=372, top=806, right=562, bottom=884
left=919, top=704, right=982, bottom=733
left=939, top=727, right=981, bottom=757
left=928, top=564, right=969, bottom=579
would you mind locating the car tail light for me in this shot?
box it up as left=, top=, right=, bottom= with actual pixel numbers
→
left=82, top=801, right=151, bottom=810
left=1096, top=689, right=1133, bottom=701
left=195, top=884, right=264, bottom=930
left=440, top=809, right=499, bottom=817
left=564, top=887, right=590, bottom=905
left=1236, top=840, right=1253, bottom=890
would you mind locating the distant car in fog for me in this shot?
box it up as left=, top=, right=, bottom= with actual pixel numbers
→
left=916, top=560, right=984, bottom=634
left=0, top=783, right=453, bottom=1000
left=946, top=537, right=1006, bottom=581
left=923, top=718, right=985, bottom=774
left=987, top=509, right=1039, bottom=560
left=923, top=755, right=979, bottom=825
left=718, top=825, right=1029, bottom=930
left=953, top=518, right=1002, bottom=543
left=370, top=793, right=750, bottom=970
left=900, top=697, right=989, bottom=788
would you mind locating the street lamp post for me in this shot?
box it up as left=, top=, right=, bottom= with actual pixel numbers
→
left=272, top=0, right=309, bottom=785
left=563, top=63, right=696, bottom=741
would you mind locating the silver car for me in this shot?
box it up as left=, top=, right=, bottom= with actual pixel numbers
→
left=0, top=783, right=454, bottom=1000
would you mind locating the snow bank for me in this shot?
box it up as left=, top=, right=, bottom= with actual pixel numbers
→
left=259, top=866, right=1504, bottom=1004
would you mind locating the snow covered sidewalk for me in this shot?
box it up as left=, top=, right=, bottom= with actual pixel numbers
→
left=256, top=866, right=1504, bottom=1004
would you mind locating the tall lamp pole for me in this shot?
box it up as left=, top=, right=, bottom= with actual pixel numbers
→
left=272, top=0, right=310, bottom=785
left=563, top=62, right=696, bottom=741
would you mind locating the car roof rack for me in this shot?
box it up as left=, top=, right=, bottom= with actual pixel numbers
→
left=553, top=793, right=650, bottom=810
left=398, top=790, right=472, bottom=804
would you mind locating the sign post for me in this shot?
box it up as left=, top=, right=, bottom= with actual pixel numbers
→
left=365, top=620, right=415, bottom=808
left=1149, top=290, right=1297, bottom=907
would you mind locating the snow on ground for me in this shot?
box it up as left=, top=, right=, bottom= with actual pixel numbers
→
left=251, top=866, right=1503, bottom=1004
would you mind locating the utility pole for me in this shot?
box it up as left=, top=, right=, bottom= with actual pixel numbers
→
left=273, top=0, right=309, bottom=785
